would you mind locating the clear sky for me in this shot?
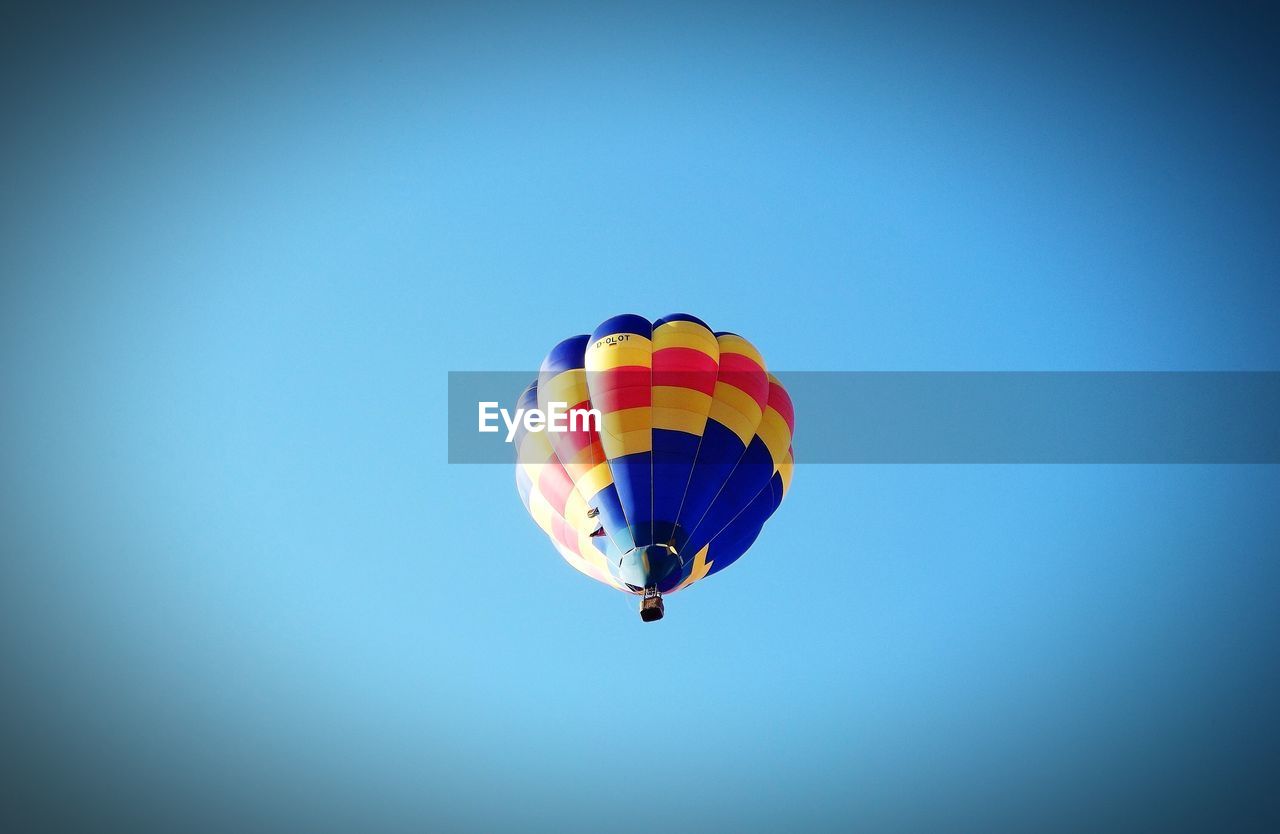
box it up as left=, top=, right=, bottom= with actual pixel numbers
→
left=2, top=3, right=1279, bottom=832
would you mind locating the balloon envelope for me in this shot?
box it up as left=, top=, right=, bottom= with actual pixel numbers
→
left=514, top=314, right=794, bottom=600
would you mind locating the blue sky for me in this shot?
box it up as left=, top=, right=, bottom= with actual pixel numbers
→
left=2, top=3, right=1279, bottom=831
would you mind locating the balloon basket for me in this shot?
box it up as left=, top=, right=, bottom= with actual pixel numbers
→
left=640, top=587, right=664, bottom=622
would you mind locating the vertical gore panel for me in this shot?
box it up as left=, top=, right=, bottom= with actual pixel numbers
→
left=538, top=335, right=635, bottom=554
left=672, top=333, right=769, bottom=554
left=650, top=313, right=720, bottom=547
left=585, top=314, right=654, bottom=550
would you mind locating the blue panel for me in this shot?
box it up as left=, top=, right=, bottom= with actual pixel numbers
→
left=590, top=313, right=652, bottom=340
left=651, top=427, right=701, bottom=545
left=654, top=312, right=711, bottom=329
left=609, top=451, right=654, bottom=549
left=673, top=420, right=746, bottom=553
left=681, top=436, right=775, bottom=559
left=587, top=485, right=636, bottom=554
left=703, top=490, right=772, bottom=578
left=540, top=335, right=590, bottom=376
left=514, top=381, right=539, bottom=416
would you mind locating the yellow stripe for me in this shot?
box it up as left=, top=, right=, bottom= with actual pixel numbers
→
left=585, top=333, right=653, bottom=372
left=716, top=334, right=765, bottom=369
left=652, top=407, right=708, bottom=434
left=708, top=402, right=756, bottom=444
left=553, top=540, right=622, bottom=590
left=540, top=369, right=591, bottom=408
left=672, top=544, right=713, bottom=592
left=519, top=460, right=548, bottom=488
left=526, top=463, right=624, bottom=592
left=537, top=487, right=624, bottom=591
left=573, top=533, right=617, bottom=576
left=778, top=451, right=794, bottom=497
left=756, top=407, right=793, bottom=464
left=601, top=429, right=652, bottom=457
left=573, top=536, right=626, bottom=590
left=652, top=385, right=712, bottom=414
left=563, top=489, right=595, bottom=534
left=652, top=384, right=713, bottom=434
left=588, top=332, right=653, bottom=354
left=653, top=321, right=719, bottom=358
left=516, top=428, right=557, bottom=469
left=601, top=406, right=651, bottom=435
left=534, top=478, right=625, bottom=591
left=573, top=460, right=614, bottom=499
left=516, top=440, right=549, bottom=471
left=714, top=382, right=764, bottom=423
left=709, top=383, right=765, bottom=444
left=563, top=437, right=603, bottom=461
left=586, top=347, right=652, bottom=372
left=599, top=407, right=652, bottom=456
left=528, top=490, right=557, bottom=535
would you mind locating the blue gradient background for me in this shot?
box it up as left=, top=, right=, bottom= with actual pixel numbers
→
left=2, top=3, right=1279, bottom=831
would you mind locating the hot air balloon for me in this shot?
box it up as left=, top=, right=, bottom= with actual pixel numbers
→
left=513, top=314, right=794, bottom=621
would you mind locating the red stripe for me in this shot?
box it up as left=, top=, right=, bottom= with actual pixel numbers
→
left=551, top=516, right=579, bottom=552
left=718, top=353, right=770, bottom=410
left=538, top=466, right=575, bottom=514
left=551, top=427, right=598, bottom=460
left=592, top=385, right=651, bottom=412
left=589, top=366, right=650, bottom=393
left=653, top=347, right=718, bottom=373
left=653, top=369, right=717, bottom=395
left=652, top=347, right=718, bottom=394
left=768, top=381, right=795, bottom=432
left=547, top=397, right=601, bottom=460
left=589, top=368, right=651, bottom=412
